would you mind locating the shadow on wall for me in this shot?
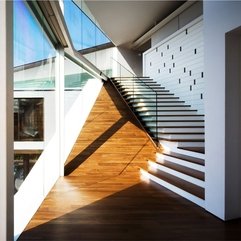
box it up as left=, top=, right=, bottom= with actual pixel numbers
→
left=64, top=82, right=145, bottom=175
left=117, top=46, right=143, bottom=76
left=64, top=117, right=127, bottom=175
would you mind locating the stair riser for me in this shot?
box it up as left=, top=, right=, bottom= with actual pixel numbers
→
left=138, top=111, right=198, bottom=116
left=147, top=127, right=204, bottom=133
left=145, top=122, right=204, bottom=127
left=128, top=97, right=180, bottom=102
left=140, top=169, right=205, bottom=208
left=156, top=154, right=205, bottom=172
left=114, top=80, right=156, bottom=84
left=148, top=161, right=205, bottom=187
left=132, top=103, right=187, bottom=107
left=125, top=94, right=175, bottom=99
left=135, top=106, right=192, bottom=111
left=122, top=91, right=170, bottom=96
left=142, top=116, right=204, bottom=121
left=157, top=134, right=205, bottom=139
left=115, top=82, right=160, bottom=87
left=119, top=87, right=166, bottom=92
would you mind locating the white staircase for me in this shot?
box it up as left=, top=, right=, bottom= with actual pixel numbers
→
left=141, top=148, right=205, bottom=207
left=111, top=76, right=205, bottom=207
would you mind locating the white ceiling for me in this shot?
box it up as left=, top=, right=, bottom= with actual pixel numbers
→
left=85, top=0, right=185, bottom=48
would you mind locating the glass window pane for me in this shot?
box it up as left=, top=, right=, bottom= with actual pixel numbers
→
left=13, top=0, right=56, bottom=192
left=14, top=98, right=44, bottom=141
left=64, top=0, right=110, bottom=51
left=14, top=0, right=55, bottom=66
left=14, top=0, right=56, bottom=90
left=64, top=57, right=93, bottom=90
left=82, top=14, right=96, bottom=49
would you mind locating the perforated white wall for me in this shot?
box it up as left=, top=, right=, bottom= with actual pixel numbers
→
left=143, top=17, right=204, bottom=114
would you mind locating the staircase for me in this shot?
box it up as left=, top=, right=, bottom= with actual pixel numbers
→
left=111, top=76, right=205, bottom=207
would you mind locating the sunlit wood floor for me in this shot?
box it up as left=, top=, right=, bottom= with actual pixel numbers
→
left=18, top=82, right=241, bottom=241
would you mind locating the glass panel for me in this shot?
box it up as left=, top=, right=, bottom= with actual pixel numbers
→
left=64, top=0, right=110, bottom=51
left=13, top=0, right=56, bottom=192
left=64, top=57, right=93, bottom=90
left=14, top=0, right=56, bottom=90
left=14, top=98, right=44, bottom=141
left=82, top=14, right=96, bottom=49
left=14, top=152, right=41, bottom=193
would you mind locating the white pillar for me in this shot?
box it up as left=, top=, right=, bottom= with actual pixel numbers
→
left=56, top=48, right=65, bottom=176
left=0, top=1, right=14, bottom=240
left=204, top=1, right=241, bottom=220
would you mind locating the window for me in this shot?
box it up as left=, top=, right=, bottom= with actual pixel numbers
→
left=13, top=0, right=56, bottom=193
left=14, top=98, right=44, bottom=141
left=64, top=0, right=110, bottom=50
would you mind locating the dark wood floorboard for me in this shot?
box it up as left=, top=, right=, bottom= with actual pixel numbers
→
left=18, top=83, right=241, bottom=241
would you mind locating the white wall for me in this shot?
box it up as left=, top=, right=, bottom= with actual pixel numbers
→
left=143, top=17, right=204, bottom=114
left=84, top=46, right=140, bottom=77
left=0, top=2, right=14, bottom=241
left=204, top=1, right=241, bottom=220
left=151, top=1, right=203, bottom=47
left=14, top=78, right=103, bottom=240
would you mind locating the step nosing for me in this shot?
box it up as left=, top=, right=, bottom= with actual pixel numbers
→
left=160, top=152, right=204, bottom=164
left=146, top=169, right=205, bottom=200
left=151, top=162, right=205, bottom=182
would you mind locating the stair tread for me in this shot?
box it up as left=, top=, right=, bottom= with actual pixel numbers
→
left=119, top=86, right=166, bottom=89
left=134, top=105, right=191, bottom=107
left=152, top=160, right=205, bottom=181
left=148, top=168, right=205, bottom=199
left=115, top=82, right=160, bottom=85
left=136, top=109, right=197, bottom=112
left=158, top=138, right=205, bottom=142
left=161, top=151, right=204, bottom=165
left=146, top=126, right=205, bottom=128
left=144, top=120, right=205, bottom=122
left=158, top=132, right=204, bottom=135
left=129, top=98, right=180, bottom=101
left=141, top=114, right=204, bottom=117
left=125, top=93, right=175, bottom=96
left=133, top=101, right=185, bottom=103
left=178, top=146, right=205, bottom=154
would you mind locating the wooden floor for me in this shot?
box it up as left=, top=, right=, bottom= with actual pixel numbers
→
left=18, top=82, right=241, bottom=241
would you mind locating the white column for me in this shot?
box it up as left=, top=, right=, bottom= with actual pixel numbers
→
left=55, top=48, right=65, bottom=176
left=204, top=1, right=241, bottom=220
left=0, top=1, right=14, bottom=240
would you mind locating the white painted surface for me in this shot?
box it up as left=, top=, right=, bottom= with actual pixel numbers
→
left=148, top=160, right=205, bottom=187
left=84, top=47, right=138, bottom=77
left=204, top=1, right=241, bottom=220
left=156, top=153, right=204, bottom=172
left=151, top=1, right=203, bottom=47
left=141, top=169, right=205, bottom=208
left=143, top=17, right=204, bottom=114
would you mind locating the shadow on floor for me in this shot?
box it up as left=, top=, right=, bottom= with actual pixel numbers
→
left=18, top=182, right=241, bottom=241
